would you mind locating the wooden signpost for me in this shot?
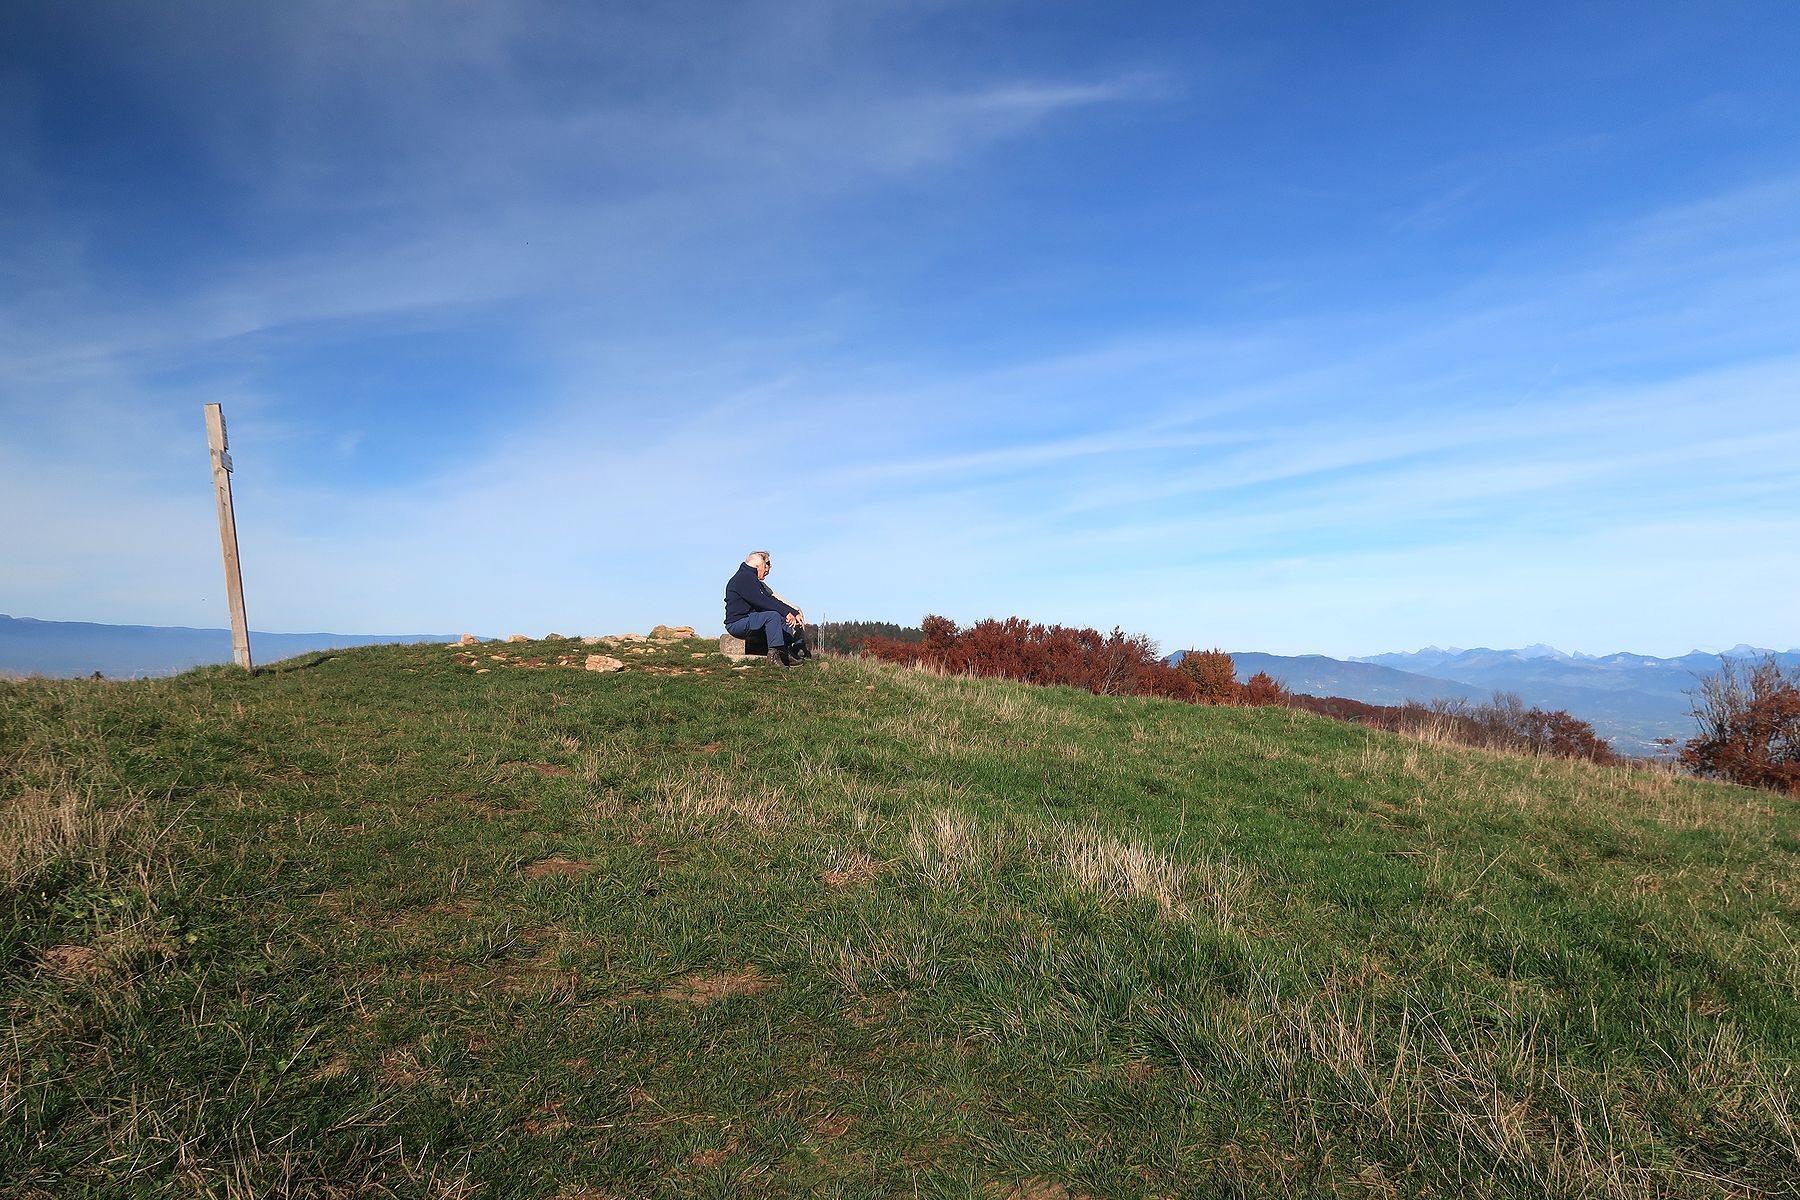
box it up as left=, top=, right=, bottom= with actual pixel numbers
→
left=203, top=403, right=253, bottom=670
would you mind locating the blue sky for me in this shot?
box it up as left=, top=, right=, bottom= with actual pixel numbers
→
left=3, top=1, right=1797, bottom=657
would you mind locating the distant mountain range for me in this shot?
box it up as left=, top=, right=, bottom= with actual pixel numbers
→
left=0, top=615, right=459, bottom=679
left=1172, top=643, right=1800, bottom=755
left=11, top=615, right=1795, bottom=756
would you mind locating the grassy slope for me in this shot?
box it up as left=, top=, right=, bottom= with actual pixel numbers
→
left=2, top=638, right=1795, bottom=1199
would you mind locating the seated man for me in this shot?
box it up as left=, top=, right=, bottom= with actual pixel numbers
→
left=723, top=550, right=810, bottom=667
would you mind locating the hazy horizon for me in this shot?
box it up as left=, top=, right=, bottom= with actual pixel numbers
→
left=4, top=611, right=1794, bottom=665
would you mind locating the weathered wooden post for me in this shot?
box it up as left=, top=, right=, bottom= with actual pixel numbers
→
left=203, top=403, right=253, bottom=670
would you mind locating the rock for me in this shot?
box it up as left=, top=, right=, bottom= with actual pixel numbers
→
left=580, top=636, right=610, bottom=645
left=652, top=625, right=697, bottom=639
left=507, top=634, right=529, bottom=643
left=457, top=633, right=481, bottom=646
left=585, top=654, right=626, bottom=673
left=718, top=629, right=768, bottom=661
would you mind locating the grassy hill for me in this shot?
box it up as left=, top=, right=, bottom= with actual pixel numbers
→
left=3, top=637, right=1795, bottom=1199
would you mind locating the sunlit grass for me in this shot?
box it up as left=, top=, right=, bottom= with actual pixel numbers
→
left=3, top=640, right=1794, bottom=1198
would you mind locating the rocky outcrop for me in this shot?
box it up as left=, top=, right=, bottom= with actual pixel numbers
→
left=443, top=629, right=760, bottom=677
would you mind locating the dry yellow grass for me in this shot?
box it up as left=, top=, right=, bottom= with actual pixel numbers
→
left=1053, top=824, right=1185, bottom=914
left=1, top=779, right=143, bottom=891
left=649, top=765, right=788, bottom=829
left=905, top=805, right=989, bottom=884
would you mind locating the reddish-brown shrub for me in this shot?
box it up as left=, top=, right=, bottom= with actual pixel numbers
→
left=1282, top=691, right=1618, bottom=765
left=1177, top=650, right=1243, bottom=705
left=1682, top=657, right=1800, bottom=796
left=1518, top=707, right=1617, bottom=763
left=1243, top=671, right=1287, bottom=707
left=1284, top=694, right=1391, bottom=724
left=864, top=615, right=1206, bottom=701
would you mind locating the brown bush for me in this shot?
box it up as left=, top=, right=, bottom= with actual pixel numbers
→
left=1682, top=657, right=1800, bottom=796
left=1282, top=691, right=1618, bottom=765
left=865, top=615, right=1202, bottom=701
left=1177, top=650, right=1242, bottom=705
left=1243, top=671, right=1287, bottom=707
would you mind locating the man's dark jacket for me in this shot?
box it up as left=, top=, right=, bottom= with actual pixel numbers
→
left=724, top=562, right=798, bottom=624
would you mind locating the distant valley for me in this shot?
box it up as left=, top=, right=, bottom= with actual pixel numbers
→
left=1184, top=643, right=1800, bottom=755
left=0, top=615, right=458, bottom=679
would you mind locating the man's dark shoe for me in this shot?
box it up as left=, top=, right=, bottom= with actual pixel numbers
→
left=769, top=647, right=799, bottom=667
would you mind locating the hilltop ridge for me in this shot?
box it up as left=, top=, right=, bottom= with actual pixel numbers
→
left=0, top=613, right=460, bottom=679
left=4, top=639, right=1794, bottom=1197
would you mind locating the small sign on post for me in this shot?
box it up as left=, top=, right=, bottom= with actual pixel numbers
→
left=203, top=403, right=253, bottom=670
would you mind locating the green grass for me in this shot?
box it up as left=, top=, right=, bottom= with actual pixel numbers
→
left=3, top=637, right=1795, bottom=1199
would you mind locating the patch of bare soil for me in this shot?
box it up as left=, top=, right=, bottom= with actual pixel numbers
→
left=843, top=991, right=900, bottom=1028
left=377, top=1047, right=435, bottom=1088
left=521, top=856, right=596, bottom=878
left=388, top=900, right=474, bottom=931
left=400, top=958, right=575, bottom=999
left=522, top=1101, right=574, bottom=1135
left=634, top=968, right=777, bottom=1006
left=379, top=925, right=585, bottom=999
left=443, top=789, right=526, bottom=815
left=821, top=851, right=881, bottom=888
left=514, top=762, right=577, bottom=778
left=995, top=1182, right=1092, bottom=1200
left=309, top=1054, right=352, bottom=1083
left=813, top=1115, right=854, bottom=1139
left=1117, top=1058, right=1158, bottom=1084
left=39, top=944, right=105, bottom=981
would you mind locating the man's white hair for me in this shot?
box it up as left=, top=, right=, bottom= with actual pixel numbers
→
left=745, top=550, right=771, bottom=565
